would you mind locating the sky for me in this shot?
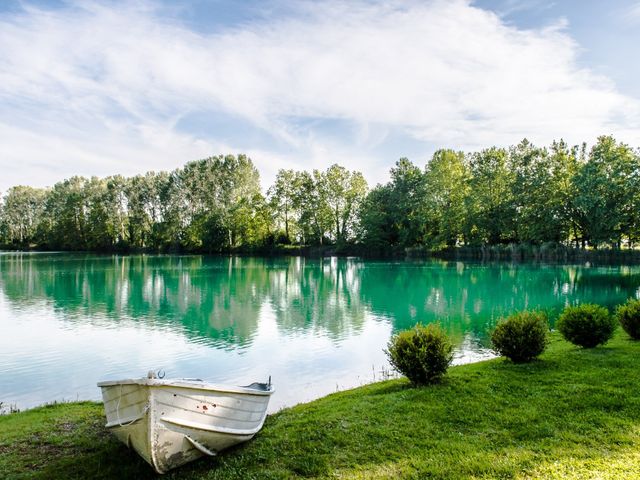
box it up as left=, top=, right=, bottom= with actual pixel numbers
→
left=0, top=0, right=639, bottom=192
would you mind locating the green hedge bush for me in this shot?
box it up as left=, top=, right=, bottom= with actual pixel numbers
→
left=385, top=323, right=453, bottom=386
left=556, top=304, right=615, bottom=348
left=491, top=311, right=549, bottom=362
left=615, top=298, right=640, bottom=339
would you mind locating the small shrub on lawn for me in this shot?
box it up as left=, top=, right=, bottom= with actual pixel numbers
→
left=615, top=298, right=640, bottom=340
left=385, top=323, right=453, bottom=386
left=491, top=310, right=549, bottom=363
left=556, top=304, right=615, bottom=348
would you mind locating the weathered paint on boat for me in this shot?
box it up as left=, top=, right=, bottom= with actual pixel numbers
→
left=97, top=375, right=274, bottom=473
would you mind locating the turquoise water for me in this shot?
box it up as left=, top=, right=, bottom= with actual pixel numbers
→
left=1, top=253, right=639, bottom=412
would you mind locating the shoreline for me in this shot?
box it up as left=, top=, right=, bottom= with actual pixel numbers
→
left=2, top=346, right=497, bottom=416
left=3, top=331, right=640, bottom=478
left=3, top=245, right=640, bottom=265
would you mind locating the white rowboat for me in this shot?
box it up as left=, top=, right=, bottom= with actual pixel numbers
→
left=97, top=373, right=274, bottom=473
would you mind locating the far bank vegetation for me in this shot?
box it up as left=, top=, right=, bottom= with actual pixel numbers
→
left=1, top=136, right=639, bottom=258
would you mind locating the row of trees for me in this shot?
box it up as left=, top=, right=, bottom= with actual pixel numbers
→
left=1, top=136, right=639, bottom=253
left=0, top=155, right=367, bottom=251
left=361, top=136, right=640, bottom=251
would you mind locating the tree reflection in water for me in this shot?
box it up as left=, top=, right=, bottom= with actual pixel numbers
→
left=1, top=254, right=640, bottom=349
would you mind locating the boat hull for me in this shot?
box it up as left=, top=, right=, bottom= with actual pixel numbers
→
left=98, top=378, right=273, bottom=473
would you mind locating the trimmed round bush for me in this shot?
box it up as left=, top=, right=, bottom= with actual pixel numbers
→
left=385, top=323, right=453, bottom=386
left=556, top=304, right=615, bottom=348
left=491, top=311, right=549, bottom=363
left=615, top=298, right=640, bottom=339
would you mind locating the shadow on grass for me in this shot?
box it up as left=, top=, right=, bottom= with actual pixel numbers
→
left=363, top=379, right=412, bottom=397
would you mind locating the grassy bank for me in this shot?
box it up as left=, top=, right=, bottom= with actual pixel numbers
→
left=2, top=331, right=640, bottom=479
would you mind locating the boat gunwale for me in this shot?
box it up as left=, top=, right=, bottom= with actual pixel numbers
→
left=97, top=378, right=275, bottom=396
left=160, top=415, right=265, bottom=436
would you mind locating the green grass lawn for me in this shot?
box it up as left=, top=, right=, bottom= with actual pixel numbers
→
left=2, top=331, right=640, bottom=479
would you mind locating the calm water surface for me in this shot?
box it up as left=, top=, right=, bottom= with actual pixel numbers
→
left=1, top=253, right=640, bottom=412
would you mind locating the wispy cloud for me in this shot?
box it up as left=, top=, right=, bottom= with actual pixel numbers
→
left=625, top=2, right=640, bottom=22
left=0, top=0, right=638, bottom=192
left=480, top=0, right=557, bottom=18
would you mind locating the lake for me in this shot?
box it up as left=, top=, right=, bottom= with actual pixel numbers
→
left=1, top=253, right=639, bottom=412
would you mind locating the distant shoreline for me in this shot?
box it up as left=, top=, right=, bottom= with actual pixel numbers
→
left=3, top=243, right=640, bottom=264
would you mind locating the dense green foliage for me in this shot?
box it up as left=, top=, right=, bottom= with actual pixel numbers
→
left=557, top=304, right=616, bottom=348
left=615, top=299, right=640, bottom=340
left=490, top=311, right=549, bottom=362
left=1, top=135, right=639, bottom=253
left=360, top=136, right=640, bottom=253
left=3, top=331, right=640, bottom=479
left=0, top=157, right=367, bottom=252
left=385, top=323, right=453, bottom=385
